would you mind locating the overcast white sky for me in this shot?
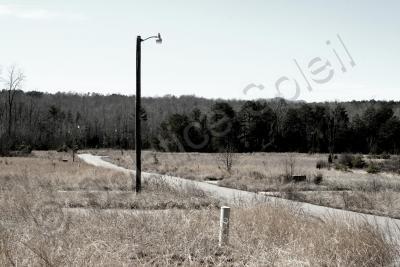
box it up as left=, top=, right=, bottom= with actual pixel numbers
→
left=0, top=0, right=399, bottom=102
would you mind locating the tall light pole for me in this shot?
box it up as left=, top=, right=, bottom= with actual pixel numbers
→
left=135, top=33, right=162, bottom=193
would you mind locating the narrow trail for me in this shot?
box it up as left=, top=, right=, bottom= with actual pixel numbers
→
left=78, top=153, right=400, bottom=245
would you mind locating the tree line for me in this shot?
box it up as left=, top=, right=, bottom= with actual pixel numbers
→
left=1, top=68, right=400, bottom=155
left=156, top=99, right=400, bottom=155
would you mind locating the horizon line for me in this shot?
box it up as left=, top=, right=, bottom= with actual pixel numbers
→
left=3, top=89, right=400, bottom=104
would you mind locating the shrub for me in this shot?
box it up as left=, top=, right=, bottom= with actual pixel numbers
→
left=313, top=173, right=323, bottom=185
left=338, top=154, right=366, bottom=169
left=57, top=144, right=69, bottom=152
left=367, top=161, right=381, bottom=174
left=8, top=144, right=32, bottom=156
left=351, top=154, right=366, bottom=169
left=16, top=144, right=32, bottom=154
left=339, top=154, right=354, bottom=168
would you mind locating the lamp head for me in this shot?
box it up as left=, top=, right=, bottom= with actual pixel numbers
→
left=156, top=33, right=162, bottom=44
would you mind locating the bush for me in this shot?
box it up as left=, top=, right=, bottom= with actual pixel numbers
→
left=8, top=144, right=32, bottom=156
left=15, top=144, right=32, bottom=154
left=57, top=144, right=69, bottom=152
left=351, top=155, right=366, bottom=169
left=339, top=154, right=354, bottom=168
left=313, top=173, right=323, bottom=185
left=367, top=162, right=381, bottom=174
left=337, top=154, right=366, bottom=169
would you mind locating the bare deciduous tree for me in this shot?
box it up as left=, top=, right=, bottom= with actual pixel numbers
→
left=3, top=65, right=25, bottom=137
left=216, top=143, right=237, bottom=174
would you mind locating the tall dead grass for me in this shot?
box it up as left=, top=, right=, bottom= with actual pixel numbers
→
left=0, top=154, right=398, bottom=266
left=1, top=203, right=397, bottom=266
left=95, top=150, right=400, bottom=218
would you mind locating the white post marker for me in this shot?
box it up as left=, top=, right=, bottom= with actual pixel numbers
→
left=219, top=206, right=231, bottom=246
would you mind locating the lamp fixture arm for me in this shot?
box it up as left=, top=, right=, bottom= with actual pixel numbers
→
left=141, top=36, right=158, bottom=42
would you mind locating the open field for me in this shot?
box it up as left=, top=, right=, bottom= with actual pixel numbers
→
left=0, top=151, right=398, bottom=265
left=91, top=149, right=400, bottom=218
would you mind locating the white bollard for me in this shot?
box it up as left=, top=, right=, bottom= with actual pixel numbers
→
left=219, top=206, right=231, bottom=247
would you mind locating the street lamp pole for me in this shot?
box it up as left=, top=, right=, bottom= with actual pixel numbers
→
left=135, top=33, right=162, bottom=193
left=135, top=36, right=142, bottom=193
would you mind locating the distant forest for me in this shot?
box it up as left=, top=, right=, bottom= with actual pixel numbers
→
left=1, top=89, right=400, bottom=155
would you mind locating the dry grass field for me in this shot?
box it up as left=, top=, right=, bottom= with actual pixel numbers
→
left=93, top=149, right=400, bottom=218
left=0, top=151, right=398, bottom=266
